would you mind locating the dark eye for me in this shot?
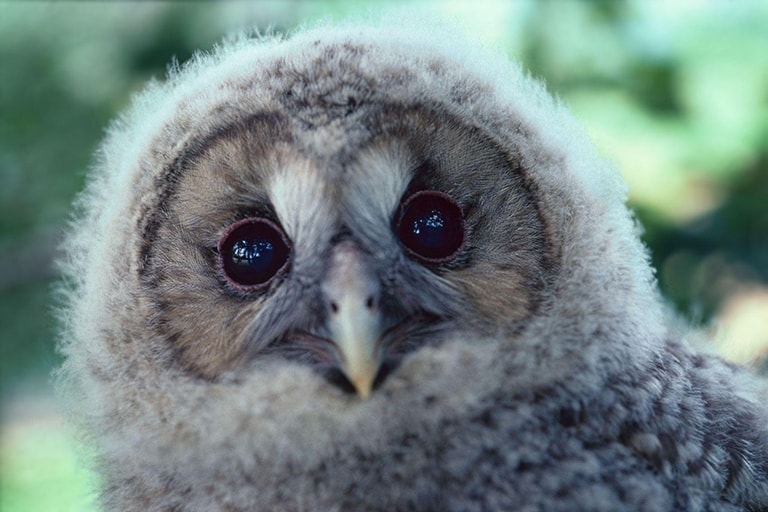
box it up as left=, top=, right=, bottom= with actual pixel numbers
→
left=218, top=217, right=291, bottom=290
left=396, top=190, right=465, bottom=263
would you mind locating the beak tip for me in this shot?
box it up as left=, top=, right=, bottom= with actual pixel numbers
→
left=350, top=375, right=374, bottom=399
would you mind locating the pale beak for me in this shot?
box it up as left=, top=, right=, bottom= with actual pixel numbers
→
left=322, top=241, right=383, bottom=398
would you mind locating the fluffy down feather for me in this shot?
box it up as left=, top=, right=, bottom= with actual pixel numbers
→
left=56, top=21, right=768, bottom=511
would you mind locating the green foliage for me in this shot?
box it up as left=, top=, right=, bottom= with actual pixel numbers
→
left=1, top=409, right=98, bottom=512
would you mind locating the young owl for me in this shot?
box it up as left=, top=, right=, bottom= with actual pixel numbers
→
left=57, top=22, right=768, bottom=511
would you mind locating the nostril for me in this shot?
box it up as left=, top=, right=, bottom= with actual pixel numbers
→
left=330, top=301, right=339, bottom=314
left=365, top=296, right=375, bottom=310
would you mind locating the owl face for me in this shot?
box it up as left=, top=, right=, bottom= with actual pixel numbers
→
left=141, top=102, right=554, bottom=395
left=58, top=26, right=768, bottom=511
left=55, top=25, right=701, bottom=512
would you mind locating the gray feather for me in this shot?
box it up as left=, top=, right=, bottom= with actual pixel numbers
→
left=56, top=21, right=768, bottom=511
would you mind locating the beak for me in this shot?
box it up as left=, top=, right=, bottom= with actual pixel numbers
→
left=322, top=241, right=383, bottom=399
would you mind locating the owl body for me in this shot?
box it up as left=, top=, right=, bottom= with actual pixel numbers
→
left=57, top=23, right=768, bottom=511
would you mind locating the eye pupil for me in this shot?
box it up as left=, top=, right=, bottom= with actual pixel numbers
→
left=397, top=190, right=465, bottom=263
left=219, top=218, right=290, bottom=289
left=411, top=209, right=445, bottom=241
left=232, top=239, right=276, bottom=269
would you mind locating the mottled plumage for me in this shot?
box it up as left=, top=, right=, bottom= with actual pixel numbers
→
left=57, top=22, right=768, bottom=511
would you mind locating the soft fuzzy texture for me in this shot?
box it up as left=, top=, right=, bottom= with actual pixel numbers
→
left=57, top=20, right=768, bottom=511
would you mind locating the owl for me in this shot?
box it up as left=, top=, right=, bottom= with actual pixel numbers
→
left=57, top=21, right=768, bottom=511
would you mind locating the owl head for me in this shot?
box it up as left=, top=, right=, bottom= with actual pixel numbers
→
left=57, top=22, right=671, bottom=501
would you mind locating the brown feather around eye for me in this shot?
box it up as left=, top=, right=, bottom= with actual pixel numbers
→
left=57, top=21, right=768, bottom=512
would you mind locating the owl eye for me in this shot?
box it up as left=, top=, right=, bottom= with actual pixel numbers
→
left=396, top=190, right=465, bottom=263
left=218, top=217, right=291, bottom=289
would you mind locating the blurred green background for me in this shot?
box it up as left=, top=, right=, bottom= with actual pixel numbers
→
left=1, top=1, right=767, bottom=510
